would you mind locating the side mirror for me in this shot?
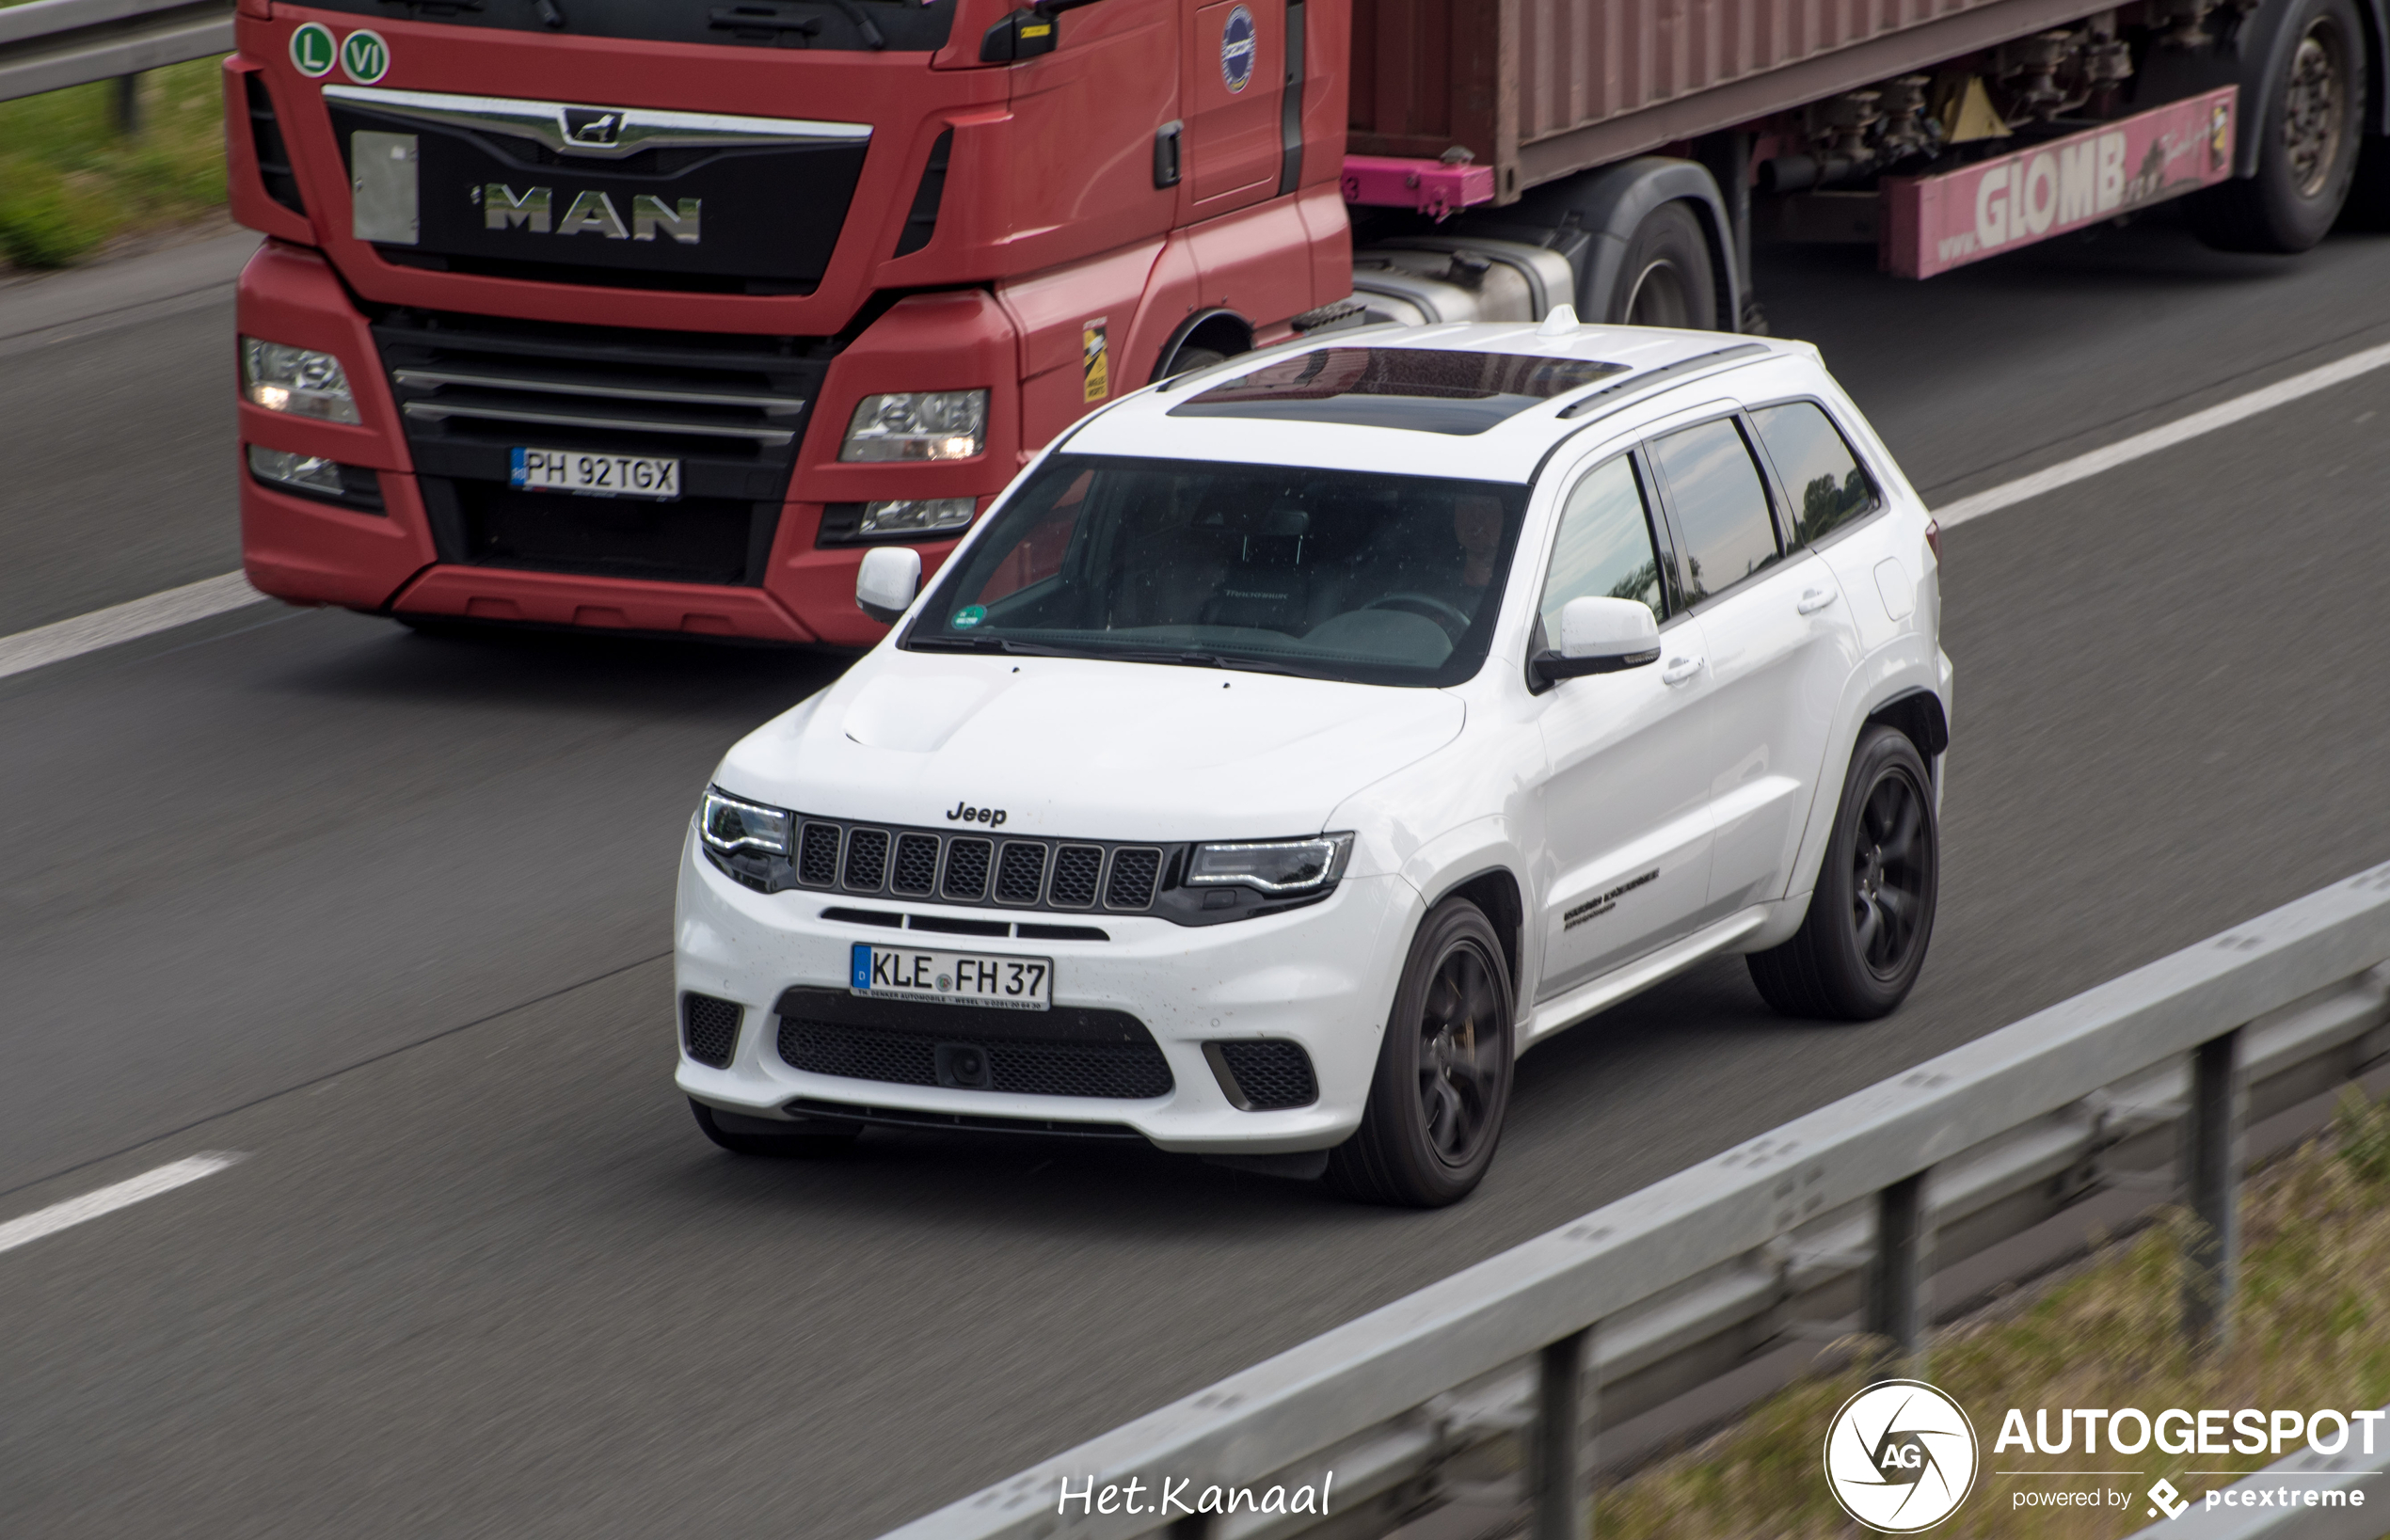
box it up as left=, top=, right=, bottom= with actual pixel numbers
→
left=856, top=547, right=922, bottom=627
left=1530, top=595, right=1661, bottom=685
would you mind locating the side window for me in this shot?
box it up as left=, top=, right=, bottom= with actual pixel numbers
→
left=1749, top=402, right=1880, bottom=545
left=1649, top=418, right=1779, bottom=607
left=1538, top=454, right=1664, bottom=643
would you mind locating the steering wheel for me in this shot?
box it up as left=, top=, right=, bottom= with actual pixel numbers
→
left=1364, top=591, right=1475, bottom=641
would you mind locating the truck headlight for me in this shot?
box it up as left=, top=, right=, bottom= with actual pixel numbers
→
left=700, top=787, right=793, bottom=856
left=1187, top=834, right=1354, bottom=895
left=858, top=498, right=977, bottom=536
left=241, top=338, right=360, bottom=424
left=839, top=389, right=987, bottom=461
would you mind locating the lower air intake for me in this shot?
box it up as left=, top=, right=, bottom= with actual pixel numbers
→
left=1211, top=1040, right=1318, bottom=1109
left=682, top=993, right=742, bottom=1069
left=779, top=1020, right=1173, bottom=1100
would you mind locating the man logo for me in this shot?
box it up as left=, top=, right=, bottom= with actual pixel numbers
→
left=1824, top=1380, right=1979, bottom=1532
left=563, top=108, right=623, bottom=149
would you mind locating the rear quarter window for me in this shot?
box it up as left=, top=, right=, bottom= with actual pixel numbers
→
left=1749, top=402, right=1881, bottom=545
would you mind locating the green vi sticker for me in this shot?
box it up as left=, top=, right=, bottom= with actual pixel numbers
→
left=952, top=605, right=987, bottom=630
left=289, top=22, right=337, bottom=77
left=339, top=29, right=391, bottom=85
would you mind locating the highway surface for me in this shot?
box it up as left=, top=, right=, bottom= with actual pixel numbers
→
left=3, top=213, right=2388, bottom=1537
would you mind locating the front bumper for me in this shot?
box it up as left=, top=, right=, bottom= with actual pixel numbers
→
left=673, top=831, right=1420, bottom=1151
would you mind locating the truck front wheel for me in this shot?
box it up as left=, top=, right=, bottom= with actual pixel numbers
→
left=1608, top=201, right=1718, bottom=329
left=2190, top=0, right=2366, bottom=252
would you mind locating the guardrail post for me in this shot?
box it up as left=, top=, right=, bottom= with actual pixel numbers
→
left=1533, top=1326, right=1594, bottom=1540
left=113, top=71, right=141, bottom=135
left=2181, top=1026, right=2244, bottom=1354
left=1865, top=1171, right=1930, bottom=1361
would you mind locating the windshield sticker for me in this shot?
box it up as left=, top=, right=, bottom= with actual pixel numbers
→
left=1220, top=6, right=1256, bottom=93
left=290, top=23, right=337, bottom=78
left=952, top=605, right=987, bottom=629
left=339, top=29, right=390, bottom=85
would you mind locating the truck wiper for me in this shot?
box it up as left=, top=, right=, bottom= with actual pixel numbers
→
left=709, top=1, right=884, bottom=49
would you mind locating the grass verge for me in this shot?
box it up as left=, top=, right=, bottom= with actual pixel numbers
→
left=0, top=56, right=229, bottom=270
left=1598, top=1085, right=2390, bottom=1539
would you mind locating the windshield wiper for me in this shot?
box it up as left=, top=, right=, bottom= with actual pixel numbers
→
left=1106, top=648, right=1313, bottom=677
left=905, top=635, right=1077, bottom=657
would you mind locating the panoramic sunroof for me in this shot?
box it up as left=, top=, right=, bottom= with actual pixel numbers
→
left=1169, top=347, right=1629, bottom=436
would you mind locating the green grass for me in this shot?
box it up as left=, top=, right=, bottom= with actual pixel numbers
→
left=0, top=55, right=230, bottom=269
left=1597, top=1086, right=2390, bottom=1539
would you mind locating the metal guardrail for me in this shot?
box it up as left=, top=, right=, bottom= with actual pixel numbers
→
left=0, top=0, right=232, bottom=106
left=883, top=862, right=2390, bottom=1540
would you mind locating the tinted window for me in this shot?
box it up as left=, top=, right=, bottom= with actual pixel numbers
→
left=1751, top=402, right=1880, bottom=544
left=1538, top=456, right=1663, bottom=643
left=1649, top=419, right=1779, bottom=606
left=1170, top=348, right=1627, bottom=436
left=904, top=455, right=1530, bottom=688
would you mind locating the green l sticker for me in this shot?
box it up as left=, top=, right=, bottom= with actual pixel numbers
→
left=289, top=22, right=336, bottom=77
left=340, top=29, right=390, bottom=85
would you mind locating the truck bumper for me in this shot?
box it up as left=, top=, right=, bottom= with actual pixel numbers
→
left=234, top=242, right=1022, bottom=645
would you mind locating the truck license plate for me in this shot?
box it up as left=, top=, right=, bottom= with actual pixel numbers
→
left=510, top=446, right=680, bottom=500
left=851, top=943, right=1051, bottom=1011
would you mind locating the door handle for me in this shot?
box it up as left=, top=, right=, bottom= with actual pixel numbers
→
left=1662, top=656, right=1704, bottom=687
left=1797, top=586, right=1838, bottom=615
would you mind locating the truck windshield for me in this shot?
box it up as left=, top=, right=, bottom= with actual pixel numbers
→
left=295, top=0, right=958, bottom=52
left=903, top=455, right=1531, bottom=688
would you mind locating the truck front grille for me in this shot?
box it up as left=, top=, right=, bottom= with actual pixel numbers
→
left=370, top=308, right=834, bottom=585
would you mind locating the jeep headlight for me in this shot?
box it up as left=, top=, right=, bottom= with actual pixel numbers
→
left=839, top=389, right=987, bottom=462
left=241, top=338, right=360, bottom=424
left=1187, top=834, right=1354, bottom=895
left=699, top=787, right=793, bottom=856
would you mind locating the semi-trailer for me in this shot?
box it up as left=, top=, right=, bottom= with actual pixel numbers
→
left=226, top=0, right=2389, bottom=643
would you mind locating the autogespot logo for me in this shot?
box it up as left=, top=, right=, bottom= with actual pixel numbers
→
left=1825, top=1379, right=1981, bottom=1532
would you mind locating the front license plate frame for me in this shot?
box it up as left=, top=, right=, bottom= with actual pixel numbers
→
left=850, top=943, right=1052, bottom=1011
left=510, top=446, right=681, bottom=500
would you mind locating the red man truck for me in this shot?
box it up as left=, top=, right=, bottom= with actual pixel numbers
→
left=226, top=0, right=2388, bottom=645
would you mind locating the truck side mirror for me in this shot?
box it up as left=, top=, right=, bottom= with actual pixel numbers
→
left=856, top=547, right=922, bottom=626
left=980, top=0, right=1106, bottom=62
left=1530, top=595, right=1661, bottom=685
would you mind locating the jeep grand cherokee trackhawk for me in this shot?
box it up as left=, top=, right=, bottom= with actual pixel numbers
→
left=674, top=316, right=1951, bottom=1206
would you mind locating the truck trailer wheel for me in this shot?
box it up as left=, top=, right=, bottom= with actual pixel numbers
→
left=2190, top=0, right=2366, bottom=252
left=1608, top=202, right=1718, bottom=329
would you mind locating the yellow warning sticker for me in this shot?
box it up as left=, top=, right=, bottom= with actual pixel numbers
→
left=1082, top=318, right=1110, bottom=404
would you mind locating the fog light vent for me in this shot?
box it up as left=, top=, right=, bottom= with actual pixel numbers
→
left=1205, top=1040, right=1318, bottom=1110
left=681, top=992, right=742, bottom=1069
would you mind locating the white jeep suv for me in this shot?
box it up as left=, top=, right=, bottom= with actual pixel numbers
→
left=675, top=319, right=1950, bottom=1206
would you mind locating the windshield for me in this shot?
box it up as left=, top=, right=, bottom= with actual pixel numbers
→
left=294, top=1, right=958, bottom=52
left=902, top=455, right=1530, bottom=687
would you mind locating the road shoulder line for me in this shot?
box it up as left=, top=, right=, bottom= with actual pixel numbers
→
left=0, top=1154, right=246, bottom=1258
left=0, top=572, right=268, bottom=682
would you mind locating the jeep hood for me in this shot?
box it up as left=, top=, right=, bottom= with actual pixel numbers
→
left=712, top=651, right=1467, bottom=840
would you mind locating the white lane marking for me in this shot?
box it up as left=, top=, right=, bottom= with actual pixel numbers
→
left=0, top=1153, right=246, bottom=1257
left=0, top=572, right=265, bottom=682
left=1933, top=337, right=2390, bottom=526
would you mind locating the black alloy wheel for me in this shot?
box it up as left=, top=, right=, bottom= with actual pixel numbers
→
left=1330, top=897, right=1515, bottom=1206
left=2189, top=0, right=2366, bottom=251
left=1747, top=725, right=1939, bottom=1021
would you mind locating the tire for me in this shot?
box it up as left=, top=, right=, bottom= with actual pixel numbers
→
left=1159, top=344, right=1229, bottom=380
left=1329, top=898, right=1516, bottom=1207
left=1604, top=201, right=1718, bottom=330
left=1747, top=725, right=1939, bottom=1021
left=690, top=1098, right=861, bottom=1157
left=2189, top=0, right=2366, bottom=252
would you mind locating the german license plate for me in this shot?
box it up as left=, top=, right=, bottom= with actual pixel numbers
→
left=510, top=446, right=680, bottom=500
left=851, top=943, right=1050, bottom=1011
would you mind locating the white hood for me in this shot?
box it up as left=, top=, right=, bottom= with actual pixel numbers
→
left=713, top=650, right=1466, bottom=840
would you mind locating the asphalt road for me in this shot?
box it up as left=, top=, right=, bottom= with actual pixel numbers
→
left=2, top=213, right=2388, bottom=1538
